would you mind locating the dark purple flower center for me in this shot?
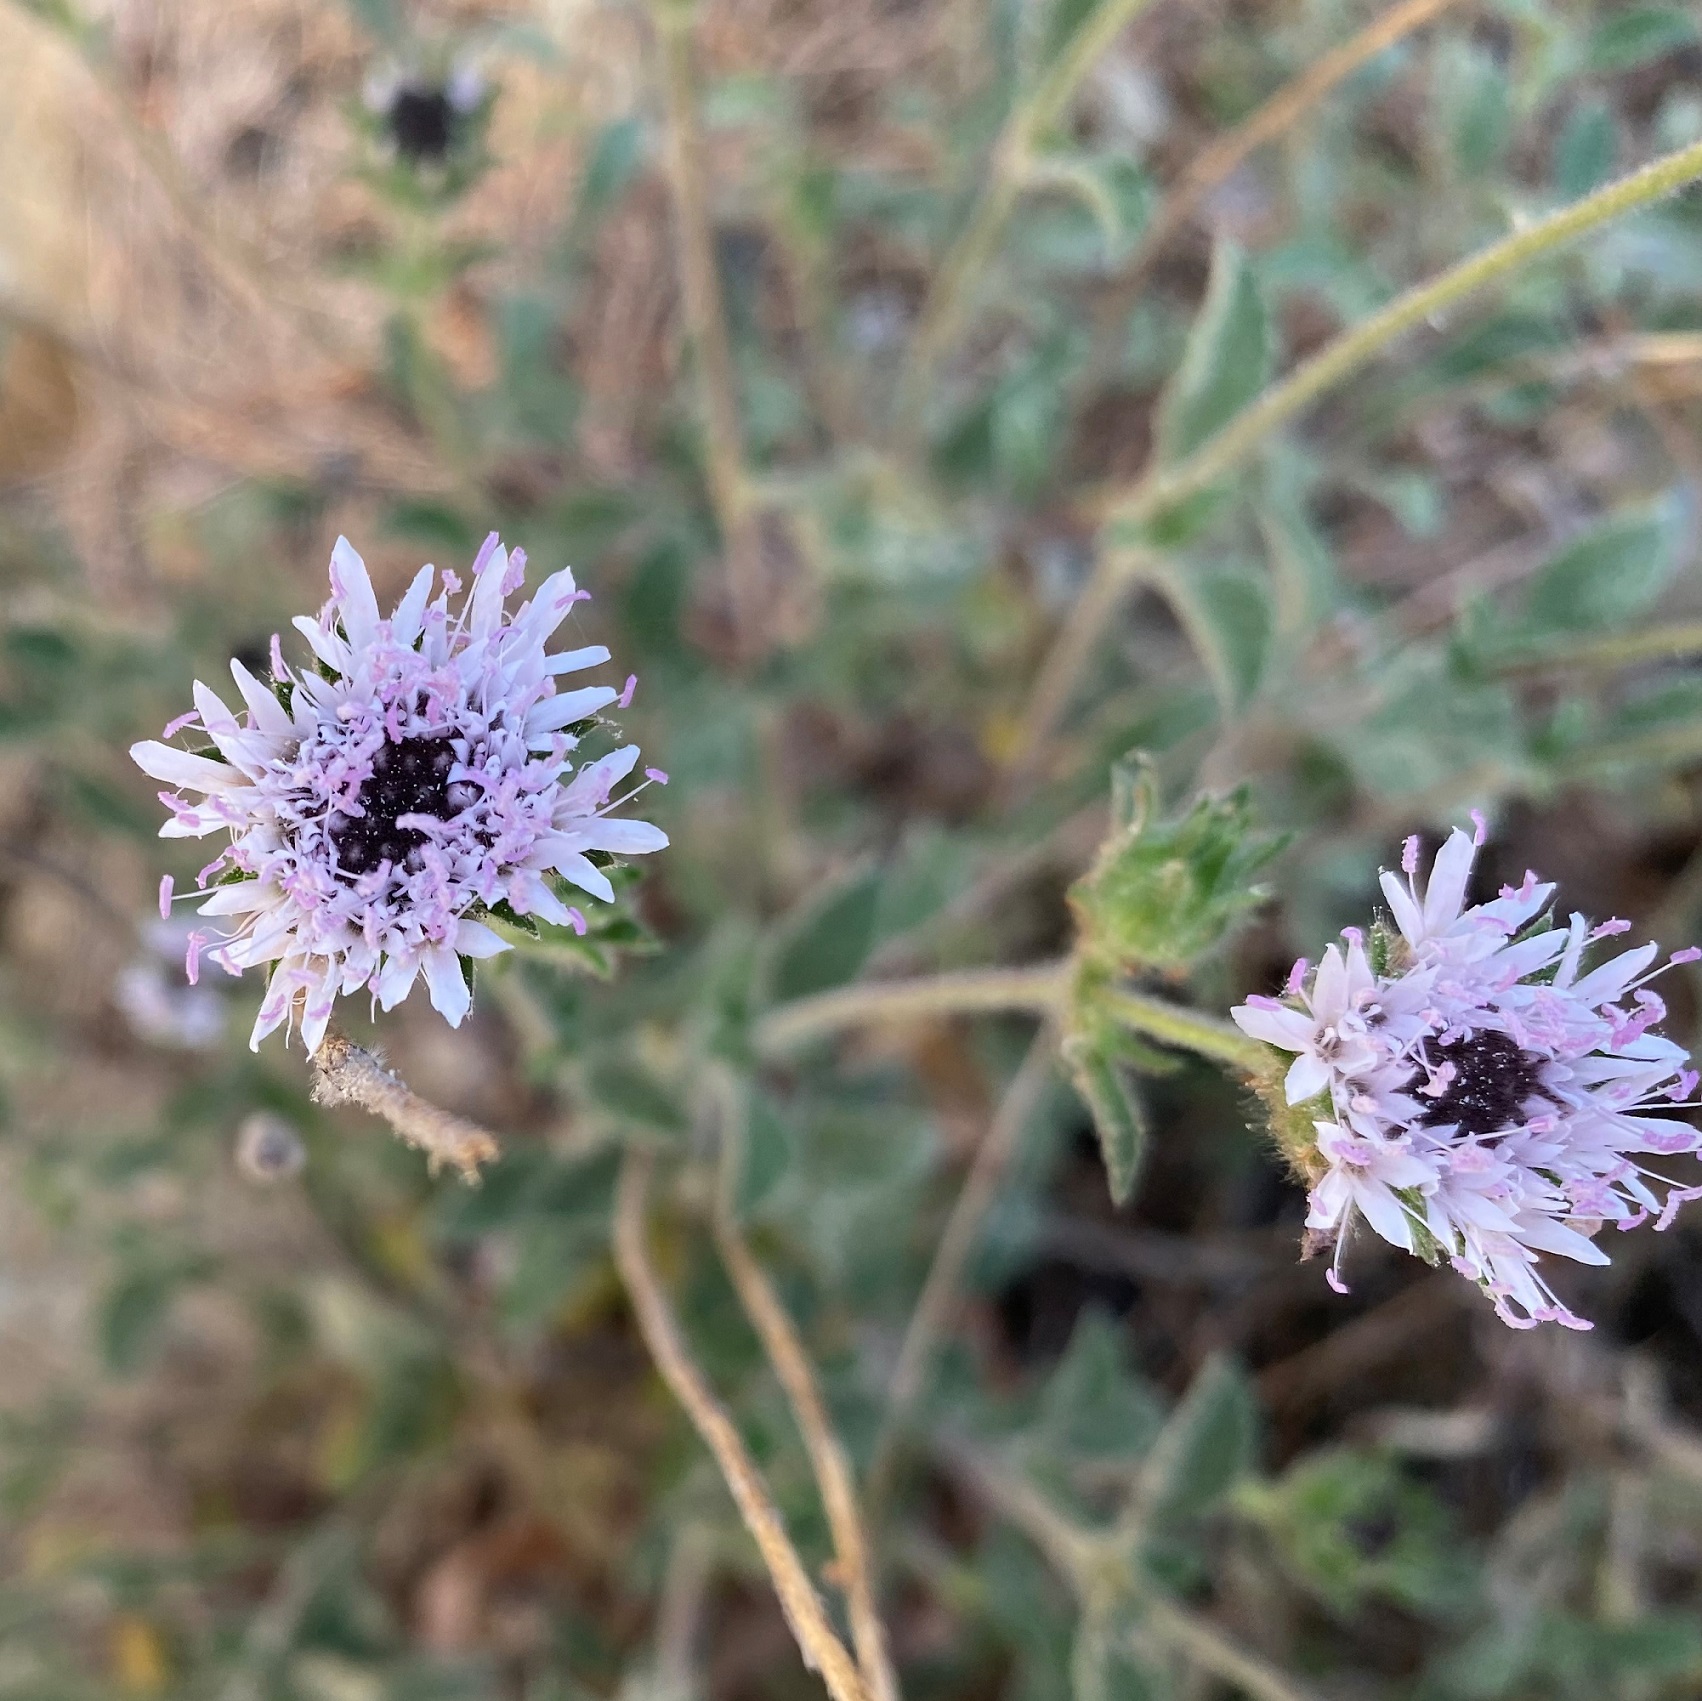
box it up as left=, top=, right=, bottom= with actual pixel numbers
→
left=329, top=736, right=459, bottom=875
left=1414, top=1029, right=1547, bottom=1136
left=388, top=86, right=454, bottom=160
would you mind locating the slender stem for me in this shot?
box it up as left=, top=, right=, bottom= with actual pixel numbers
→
left=1016, top=135, right=1702, bottom=762
left=1137, top=1598, right=1320, bottom=1701
left=1101, top=0, right=1472, bottom=320
left=950, top=1448, right=1319, bottom=1701
left=653, top=1520, right=715, bottom=1701
left=1497, top=622, right=1702, bottom=674
left=310, top=1028, right=501, bottom=1179
left=1004, top=548, right=1159, bottom=787
left=754, top=962, right=1071, bottom=1055
left=613, top=1149, right=873, bottom=1701
left=713, top=1085, right=901, bottom=1701
left=869, top=1028, right=1057, bottom=1503
left=1109, top=139, right=1702, bottom=528
left=893, top=0, right=1158, bottom=439
left=651, top=3, right=765, bottom=654
left=943, top=1442, right=1100, bottom=1579
left=1101, top=990, right=1268, bottom=1073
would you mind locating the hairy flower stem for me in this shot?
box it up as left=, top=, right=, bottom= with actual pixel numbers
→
left=310, top=1028, right=501, bottom=1179
left=713, top=1083, right=901, bottom=1701
left=1012, top=134, right=1702, bottom=776
left=754, top=963, right=1071, bottom=1054
left=757, top=961, right=1265, bottom=1077
left=650, top=2, right=766, bottom=656
left=891, top=0, right=1159, bottom=442
left=614, top=1149, right=874, bottom=1701
left=1100, top=990, right=1269, bottom=1073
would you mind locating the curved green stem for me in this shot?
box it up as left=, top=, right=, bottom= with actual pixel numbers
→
left=754, top=962, right=1070, bottom=1054
left=1497, top=621, right=1702, bottom=675
left=1013, top=135, right=1702, bottom=770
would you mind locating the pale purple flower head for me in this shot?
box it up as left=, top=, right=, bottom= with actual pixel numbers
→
left=131, top=535, right=667, bottom=1053
left=1234, top=821, right=1702, bottom=1330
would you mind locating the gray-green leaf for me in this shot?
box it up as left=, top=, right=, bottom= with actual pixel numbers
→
left=1154, top=241, right=1271, bottom=463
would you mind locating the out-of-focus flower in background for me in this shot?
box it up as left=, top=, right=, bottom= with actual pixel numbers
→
left=114, top=916, right=228, bottom=1051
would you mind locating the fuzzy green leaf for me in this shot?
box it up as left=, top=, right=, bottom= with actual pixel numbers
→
left=1154, top=240, right=1271, bottom=463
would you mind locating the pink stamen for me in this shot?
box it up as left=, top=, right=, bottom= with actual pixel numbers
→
left=1470, top=808, right=1487, bottom=846
left=618, top=674, right=638, bottom=709
left=471, top=532, right=503, bottom=578
left=1402, top=835, right=1420, bottom=876
left=159, top=875, right=175, bottom=919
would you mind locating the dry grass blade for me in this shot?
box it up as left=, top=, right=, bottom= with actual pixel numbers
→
left=713, top=1194, right=901, bottom=1701
left=613, top=1148, right=874, bottom=1701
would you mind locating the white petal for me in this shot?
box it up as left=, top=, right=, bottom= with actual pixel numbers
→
left=577, top=819, right=669, bottom=855
left=1571, top=942, right=1658, bottom=1007
left=131, top=741, right=243, bottom=793
left=551, top=851, right=614, bottom=903
left=376, top=950, right=421, bottom=1011
left=1422, top=829, right=1477, bottom=936
left=1379, top=870, right=1424, bottom=944
left=525, top=686, right=618, bottom=735
left=1354, top=1180, right=1416, bottom=1251
left=390, top=563, right=437, bottom=645
left=196, top=881, right=280, bottom=916
left=329, top=537, right=381, bottom=649
left=546, top=644, right=610, bottom=676
left=561, top=744, right=642, bottom=810
left=518, top=568, right=583, bottom=644
left=229, top=659, right=293, bottom=737
left=292, top=615, right=351, bottom=674
left=454, top=918, right=512, bottom=959
left=1230, top=1002, right=1315, bottom=1051
left=1284, top=1051, right=1333, bottom=1105
left=423, top=944, right=472, bottom=1026
left=1312, top=945, right=1347, bottom=1018
left=1515, top=1217, right=1611, bottom=1266
left=468, top=538, right=510, bottom=634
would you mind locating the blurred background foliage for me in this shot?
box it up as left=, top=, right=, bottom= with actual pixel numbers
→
left=3, top=0, right=1702, bottom=1696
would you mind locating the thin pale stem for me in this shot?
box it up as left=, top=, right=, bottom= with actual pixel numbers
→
left=869, top=1028, right=1057, bottom=1506
left=1137, top=1598, right=1321, bottom=1701
left=712, top=1142, right=901, bottom=1701
left=943, top=1442, right=1100, bottom=1579
left=1101, top=990, right=1268, bottom=1073
left=613, top=1149, right=873, bottom=1701
left=1497, top=622, right=1702, bottom=674
left=653, top=1520, right=716, bottom=1701
left=951, top=1448, right=1318, bottom=1701
left=651, top=3, right=765, bottom=653
left=893, top=0, right=1158, bottom=439
left=754, top=962, right=1071, bottom=1055
left=1102, top=0, right=1472, bottom=319
left=1005, top=548, right=1159, bottom=787
left=310, top=1028, right=501, bottom=1179
left=1016, top=135, right=1702, bottom=764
